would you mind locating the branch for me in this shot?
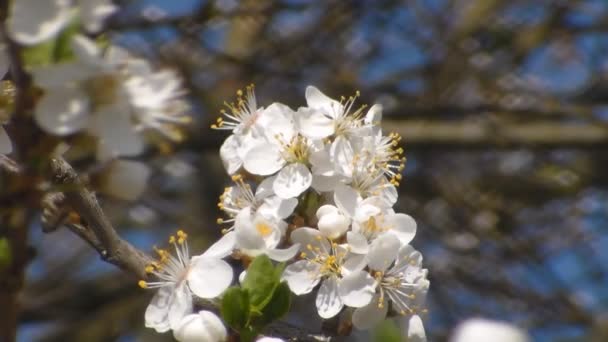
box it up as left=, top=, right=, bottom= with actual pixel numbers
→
left=48, top=157, right=153, bottom=279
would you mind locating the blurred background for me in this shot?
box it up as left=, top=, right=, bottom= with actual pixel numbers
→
left=16, top=0, right=608, bottom=341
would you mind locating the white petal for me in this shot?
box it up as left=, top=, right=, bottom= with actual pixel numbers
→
left=0, top=127, right=12, bottom=154
left=352, top=294, right=388, bottom=330
left=243, top=143, right=284, bottom=176
left=311, top=174, right=340, bottom=193
left=266, top=243, right=300, bottom=262
left=238, top=270, right=247, bottom=285
left=71, top=35, right=101, bottom=64
left=257, top=337, right=285, bottom=342
left=90, top=104, right=144, bottom=158
left=367, top=233, right=401, bottom=272
left=282, top=260, right=321, bottom=295
left=295, top=107, right=334, bottom=139
left=100, top=160, right=150, bottom=200
left=317, top=212, right=349, bottom=239
left=219, top=135, right=243, bottom=175
left=234, top=209, right=266, bottom=251
left=258, top=196, right=298, bottom=220
left=330, top=136, right=354, bottom=177
left=315, top=277, right=343, bottom=319
left=346, top=232, right=369, bottom=254
left=80, top=0, right=118, bottom=33
left=258, top=103, right=295, bottom=142
left=35, top=86, right=90, bottom=136
left=272, top=163, right=312, bottom=199
left=380, top=183, right=398, bottom=206
left=31, top=62, right=97, bottom=87
left=387, top=213, right=417, bottom=245
left=291, top=227, right=330, bottom=252
left=145, top=286, right=172, bottom=333
left=255, top=176, right=276, bottom=198
left=364, top=104, right=383, bottom=125
left=203, top=232, right=236, bottom=259
left=450, top=318, right=530, bottom=342
left=338, top=271, right=376, bottom=308
left=404, top=315, right=427, bottom=342
left=334, top=184, right=359, bottom=218
left=188, top=257, right=233, bottom=299
left=305, top=86, right=343, bottom=119
left=169, top=283, right=193, bottom=330
left=341, top=253, right=367, bottom=274
left=7, top=0, right=73, bottom=45
left=173, top=311, right=227, bottom=342
left=316, top=204, right=339, bottom=219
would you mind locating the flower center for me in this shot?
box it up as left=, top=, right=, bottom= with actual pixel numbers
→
left=256, top=222, right=273, bottom=237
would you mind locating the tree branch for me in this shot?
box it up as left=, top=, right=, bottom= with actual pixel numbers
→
left=48, top=157, right=153, bottom=280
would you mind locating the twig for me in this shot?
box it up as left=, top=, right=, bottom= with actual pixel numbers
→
left=48, top=157, right=153, bottom=279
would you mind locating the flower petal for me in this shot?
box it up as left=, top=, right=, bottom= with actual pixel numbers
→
left=7, top=0, right=73, bottom=45
left=367, top=233, right=401, bottom=272
left=450, top=318, right=530, bottom=342
left=272, top=163, right=312, bottom=199
left=90, top=104, right=144, bottom=158
left=295, top=107, right=334, bottom=139
left=258, top=102, right=295, bottom=142
left=305, top=86, right=343, bottom=119
left=188, top=257, right=233, bottom=299
left=144, top=285, right=173, bottom=333
left=364, top=104, right=383, bottom=126
left=168, top=283, right=193, bottom=330
left=346, top=232, right=369, bottom=255
left=311, top=174, right=340, bottom=193
left=100, top=160, right=150, bottom=200
left=35, top=86, right=90, bottom=136
left=291, top=227, right=330, bottom=253
left=334, top=184, right=359, bottom=218
left=266, top=243, right=300, bottom=262
left=202, top=232, right=236, bottom=259
left=80, top=0, right=118, bottom=33
left=282, top=260, right=321, bottom=295
left=402, top=314, right=427, bottom=342
left=330, top=136, right=354, bottom=177
left=317, top=211, right=349, bottom=240
left=173, top=311, right=227, bottom=342
left=219, top=134, right=243, bottom=175
left=243, top=143, right=284, bottom=176
left=315, top=277, right=344, bottom=319
left=258, top=196, right=298, bottom=220
left=338, top=270, right=376, bottom=308
left=352, top=294, right=388, bottom=330
left=387, top=213, right=417, bottom=245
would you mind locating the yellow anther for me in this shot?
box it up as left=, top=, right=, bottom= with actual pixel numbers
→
left=138, top=280, right=148, bottom=289
left=169, top=236, right=176, bottom=244
left=300, top=252, right=307, bottom=258
left=217, top=218, right=224, bottom=224
left=145, top=265, right=155, bottom=273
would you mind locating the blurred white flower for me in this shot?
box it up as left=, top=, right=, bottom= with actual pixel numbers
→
left=7, top=0, right=117, bottom=45
left=450, top=319, right=530, bottom=342
left=173, top=311, right=227, bottom=342
left=32, top=35, right=189, bottom=158
left=141, top=231, right=233, bottom=333
left=99, top=159, right=151, bottom=201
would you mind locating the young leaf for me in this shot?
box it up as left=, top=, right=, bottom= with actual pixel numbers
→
left=242, top=255, right=280, bottom=310
left=220, top=286, right=250, bottom=331
left=373, top=319, right=403, bottom=342
left=254, top=281, right=292, bottom=328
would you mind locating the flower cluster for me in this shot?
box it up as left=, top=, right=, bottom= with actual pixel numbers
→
left=212, top=85, right=430, bottom=336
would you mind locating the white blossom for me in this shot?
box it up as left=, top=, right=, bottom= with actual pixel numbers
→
left=141, top=231, right=233, bottom=333
left=7, top=0, right=117, bottom=46
left=450, top=319, right=530, bottom=342
left=173, top=311, right=227, bottom=342
left=352, top=236, right=428, bottom=330
left=282, top=228, right=375, bottom=319
left=32, top=35, right=189, bottom=159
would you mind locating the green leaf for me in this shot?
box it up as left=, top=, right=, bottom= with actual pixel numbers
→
left=21, top=18, right=80, bottom=67
left=220, top=286, right=250, bottom=331
left=242, top=255, right=281, bottom=310
left=254, top=281, right=292, bottom=328
left=372, top=319, right=403, bottom=342
left=0, top=238, right=12, bottom=272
